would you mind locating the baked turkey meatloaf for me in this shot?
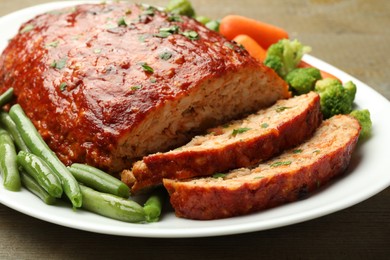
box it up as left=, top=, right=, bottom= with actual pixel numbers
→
left=124, top=92, right=322, bottom=194
left=164, top=115, right=361, bottom=220
left=0, top=3, right=290, bottom=172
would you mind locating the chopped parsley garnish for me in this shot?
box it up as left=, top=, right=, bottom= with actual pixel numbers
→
left=142, top=5, right=156, bottom=16
left=154, top=31, right=172, bottom=38
left=45, top=41, right=60, bottom=48
left=212, top=173, right=226, bottom=179
left=293, top=149, right=303, bottom=154
left=138, top=35, right=147, bottom=42
left=154, top=25, right=180, bottom=38
left=59, top=82, right=67, bottom=91
left=232, top=127, right=251, bottom=136
left=261, top=123, right=269, bottom=128
left=224, top=42, right=235, bottom=50
left=150, top=77, right=157, bottom=83
left=276, top=106, right=291, bottom=113
left=253, top=176, right=264, bottom=180
left=117, top=16, right=127, bottom=27
left=159, top=51, right=173, bottom=60
left=50, top=58, right=67, bottom=70
left=270, top=161, right=292, bottom=168
left=140, top=62, right=154, bottom=73
left=20, top=24, right=34, bottom=34
left=131, top=85, right=142, bottom=91
left=313, top=149, right=321, bottom=154
left=181, top=30, right=199, bottom=40
left=167, top=14, right=182, bottom=22
left=160, top=25, right=180, bottom=34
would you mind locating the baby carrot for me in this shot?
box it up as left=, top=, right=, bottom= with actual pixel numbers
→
left=233, top=34, right=267, bottom=62
left=298, top=61, right=341, bottom=82
left=219, top=15, right=289, bottom=49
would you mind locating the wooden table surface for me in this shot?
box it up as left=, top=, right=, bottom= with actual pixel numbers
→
left=0, top=0, right=389, bottom=259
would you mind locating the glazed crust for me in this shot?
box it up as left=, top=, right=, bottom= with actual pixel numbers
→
left=0, top=3, right=289, bottom=172
left=128, top=92, right=322, bottom=193
left=163, top=115, right=361, bottom=220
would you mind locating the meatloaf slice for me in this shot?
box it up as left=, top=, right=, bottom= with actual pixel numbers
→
left=164, top=115, right=361, bottom=220
left=124, top=92, right=322, bottom=193
left=0, top=3, right=289, bottom=173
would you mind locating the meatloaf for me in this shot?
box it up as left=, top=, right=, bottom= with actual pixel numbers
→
left=125, top=91, right=322, bottom=193
left=164, top=115, right=361, bottom=220
left=0, top=3, right=289, bottom=172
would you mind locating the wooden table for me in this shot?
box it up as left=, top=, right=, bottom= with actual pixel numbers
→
left=0, top=0, right=389, bottom=258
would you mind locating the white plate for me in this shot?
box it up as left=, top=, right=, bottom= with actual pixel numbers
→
left=1, top=1, right=390, bottom=238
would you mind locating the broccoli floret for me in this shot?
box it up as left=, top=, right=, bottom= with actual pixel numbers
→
left=285, top=67, right=322, bottom=95
left=195, top=16, right=220, bottom=31
left=350, top=109, right=372, bottom=139
left=314, top=78, right=357, bottom=119
left=165, top=0, right=195, bottom=17
left=264, top=39, right=311, bottom=79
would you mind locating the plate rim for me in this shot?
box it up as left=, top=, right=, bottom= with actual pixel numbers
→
left=0, top=1, right=390, bottom=238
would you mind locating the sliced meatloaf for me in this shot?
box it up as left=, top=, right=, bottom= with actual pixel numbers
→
left=123, top=92, right=322, bottom=193
left=164, top=115, right=361, bottom=220
left=0, top=3, right=289, bottom=172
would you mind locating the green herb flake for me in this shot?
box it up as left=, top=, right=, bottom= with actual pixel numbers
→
left=313, top=149, right=321, bottom=154
left=270, top=161, right=292, bottom=168
left=59, top=82, right=67, bottom=91
left=293, top=149, right=303, bottom=154
left=154, top=25, right=180, bottom=38
left=212, top=173, right=226, bottom=179
left=45, top=40, right=60, bottom=48
left=131, top=85, right=142, bottom=91
left=167, top=14, right=182, bottom=22
left=140, top=62, right=154, bottom=73
left=159, top=51, right=173, bottom=60
left=142, top=5, right=156, bottom=16
left=138, top=35, right=147, bottom=42
left=160, top=25, right=180, bottom=34
left=50, top=58, right=67, bottom=70
left=261, top=123, right=269, bottom=128
left=117, top=16, right=127, bottom=27
left=154, top=31, right=172, bottom=38
left=20, top=24, right=34, bottom=34
left=182, top=30, right=199, bottom=40
left=232, top=127, right=251, bottom=136
left=150, top=77, right=157, bottom=83
left=276, top=106, right=291, bottom=113
left=224, top=42, right=235, bottom=50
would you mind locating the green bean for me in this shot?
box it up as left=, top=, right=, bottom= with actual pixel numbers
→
left=0, top=111, right=30, bottom=152
left=69, top=163, right=130, bottom=198
left=79, top=184, right=146, bottom=223
left=9, top=104, right=82, bottom=207
left=144, top=189, right=165, bottom=222
left=20, top=169, right=56, bottom=205
left=17, top=151, right=63, bottom=198
left=0, top=128, right=21, bottom=191
left=0, top=88, right=14, bottom=107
